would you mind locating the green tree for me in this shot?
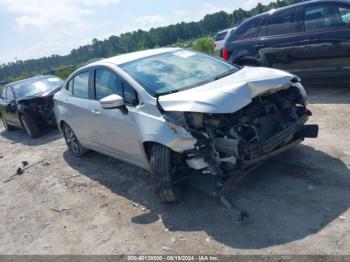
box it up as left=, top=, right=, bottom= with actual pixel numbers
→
left=192, top=37, right=214, bottom=55
left=0, top=0, right=308, bottom=81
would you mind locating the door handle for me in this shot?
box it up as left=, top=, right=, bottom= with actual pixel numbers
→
left=90, top=109, right=100, bottom=115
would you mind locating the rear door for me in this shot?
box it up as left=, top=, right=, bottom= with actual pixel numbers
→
left=255, top=8, right=304, bottom=72
left=227, top=16, right=265, bottom=65
left=298, top=2, right=350, bottom=81
left=89, top=67, right=144, bottom=162
left=61, top=70, right=92, bottom=145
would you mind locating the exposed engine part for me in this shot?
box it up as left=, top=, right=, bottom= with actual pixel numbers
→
left=183, top=85, right=311, bottom=174
left=19, top=96, right=56, bottom=126
left=186, top=157, right=210, bottom=170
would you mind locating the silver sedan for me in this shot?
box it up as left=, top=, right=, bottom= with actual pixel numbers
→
left=54, top=48, right=318, bottom=202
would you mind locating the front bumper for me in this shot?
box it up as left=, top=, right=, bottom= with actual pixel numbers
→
left=239, top=117, right=319, bottom=167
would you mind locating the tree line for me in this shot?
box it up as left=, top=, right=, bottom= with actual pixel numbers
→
left=0, top=0, right=306, bottom=82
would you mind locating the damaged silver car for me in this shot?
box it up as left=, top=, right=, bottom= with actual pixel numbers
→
left=54, top=48, right=318, bottom=202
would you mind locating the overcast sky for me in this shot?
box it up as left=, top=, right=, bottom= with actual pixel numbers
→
left=0, top=0, right=272, bottom=63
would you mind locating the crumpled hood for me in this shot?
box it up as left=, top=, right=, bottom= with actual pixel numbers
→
left=17, top=86, right=62, bottom=103
left=158, top=67, right=298, bottom=114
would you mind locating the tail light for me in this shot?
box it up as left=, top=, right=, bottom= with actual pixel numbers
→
left=222, top=48, right=230, bottom=61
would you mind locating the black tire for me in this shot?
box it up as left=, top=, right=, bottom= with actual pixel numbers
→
left=62, top=123, right=88, bottom=157
left=150, top=144, right=180, bottom=203
left=20, top=114, right=40, bottom=138
left=0, top=115, right=15, bottom=131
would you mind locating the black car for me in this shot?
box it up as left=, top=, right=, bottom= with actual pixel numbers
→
left=223, top=0, right=350, bottom=84
left=0, top=75, right=64, bottom=138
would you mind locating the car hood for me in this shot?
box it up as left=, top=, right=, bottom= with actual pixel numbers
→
left=17, top=86, right=62, bottom=103
left=158, top=67, right=298, bottom=114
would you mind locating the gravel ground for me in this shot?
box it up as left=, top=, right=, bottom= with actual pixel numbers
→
left=0, top=85, right=349, bottom=255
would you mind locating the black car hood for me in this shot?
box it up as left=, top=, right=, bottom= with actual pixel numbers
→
left=17, top=86, right=62, bottom=103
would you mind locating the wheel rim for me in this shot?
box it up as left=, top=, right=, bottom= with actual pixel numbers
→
left=64, top=125, right=79, bottom=154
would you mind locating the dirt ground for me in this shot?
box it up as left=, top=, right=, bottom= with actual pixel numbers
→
left=0, top=85, right=349, bottom=255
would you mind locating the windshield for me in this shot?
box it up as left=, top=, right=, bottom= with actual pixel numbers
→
left=13, top=77, right=64, bottom=99
left=119, top=50, right=239, bottom=96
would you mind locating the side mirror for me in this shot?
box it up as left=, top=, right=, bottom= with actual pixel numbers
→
left=100, top=94, right=124, bottom=110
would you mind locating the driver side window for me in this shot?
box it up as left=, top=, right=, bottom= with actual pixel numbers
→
left=94, top=68, right=139, bottom=106
left=95, top=69, right=123, bottom=100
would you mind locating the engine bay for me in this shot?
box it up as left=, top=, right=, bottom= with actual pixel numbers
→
left=183, top=86, right=315, bottom=175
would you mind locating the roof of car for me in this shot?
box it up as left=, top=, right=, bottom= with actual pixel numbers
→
left=92, top=47, right=181, bottom=67
left=5, top=75, right=58, bottom=88
left=216, top=27, right=236, bottom=35
left=244, top=0, right=349, bottom=21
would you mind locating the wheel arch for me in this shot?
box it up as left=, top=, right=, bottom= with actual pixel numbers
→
left=142, top=141, right=186, bottom=161
left=143, top=141, right=174, bottom=160
left=236, top=56, right=262, bottom=66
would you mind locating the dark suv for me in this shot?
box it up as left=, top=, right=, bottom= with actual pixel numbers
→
left=223, top=0, right=350, bottom=84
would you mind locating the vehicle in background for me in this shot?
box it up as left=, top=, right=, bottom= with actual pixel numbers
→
left=54, top=48, right=318, bottom=203
left=223, top=0, right=350, bottom=84
left=0, top=75, right=64, bottom=138
left=213, top=27, right=236, bottom=56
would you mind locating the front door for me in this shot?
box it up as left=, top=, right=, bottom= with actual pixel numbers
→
left=89, top=68, right=144, bottom=162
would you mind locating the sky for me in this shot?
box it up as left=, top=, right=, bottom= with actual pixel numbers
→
left=0, top=0, right=273, bottom=64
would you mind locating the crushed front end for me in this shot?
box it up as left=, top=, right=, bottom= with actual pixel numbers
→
left=18, top=96, right=57, bottom=127
left=179, top=85, right=318, bottom=181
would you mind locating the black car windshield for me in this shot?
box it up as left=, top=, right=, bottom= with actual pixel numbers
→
left=119, top=50, right=239, bottom=96
left=13, top=77, right=64, bottom=99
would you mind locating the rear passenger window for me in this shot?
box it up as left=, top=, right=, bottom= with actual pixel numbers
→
left=73, top=72, right=89, bottom=99
left=304, top=4, right=349, bottom=32
left=215, top=31, right=228, bottom=41
left=67, top=72, right=90, bottom=98
left=268, top=11, right=297, bottom=36
left=235, top=17, right=262, bottom=40
left=340, top=6, right=350, bottom=24
left=95, top=69, right=123, bottom=100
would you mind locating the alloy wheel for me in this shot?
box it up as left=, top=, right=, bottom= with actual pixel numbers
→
left=64, top=125, right=79, bottom=154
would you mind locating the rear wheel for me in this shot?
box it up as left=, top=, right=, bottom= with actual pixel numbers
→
left=62, top=123, right=88, bottom=157
left=0, top=115, right=15, bottom=131
left=150, top=144, right=180, bottom=203
left=20, top=114, right=40, bottom=138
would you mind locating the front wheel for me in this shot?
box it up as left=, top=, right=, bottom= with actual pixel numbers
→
left=0, top=115, right=15, bottom=131
left=62, top=123, right=88, bottom=157
left=150, top=144, right=180, bottom=203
